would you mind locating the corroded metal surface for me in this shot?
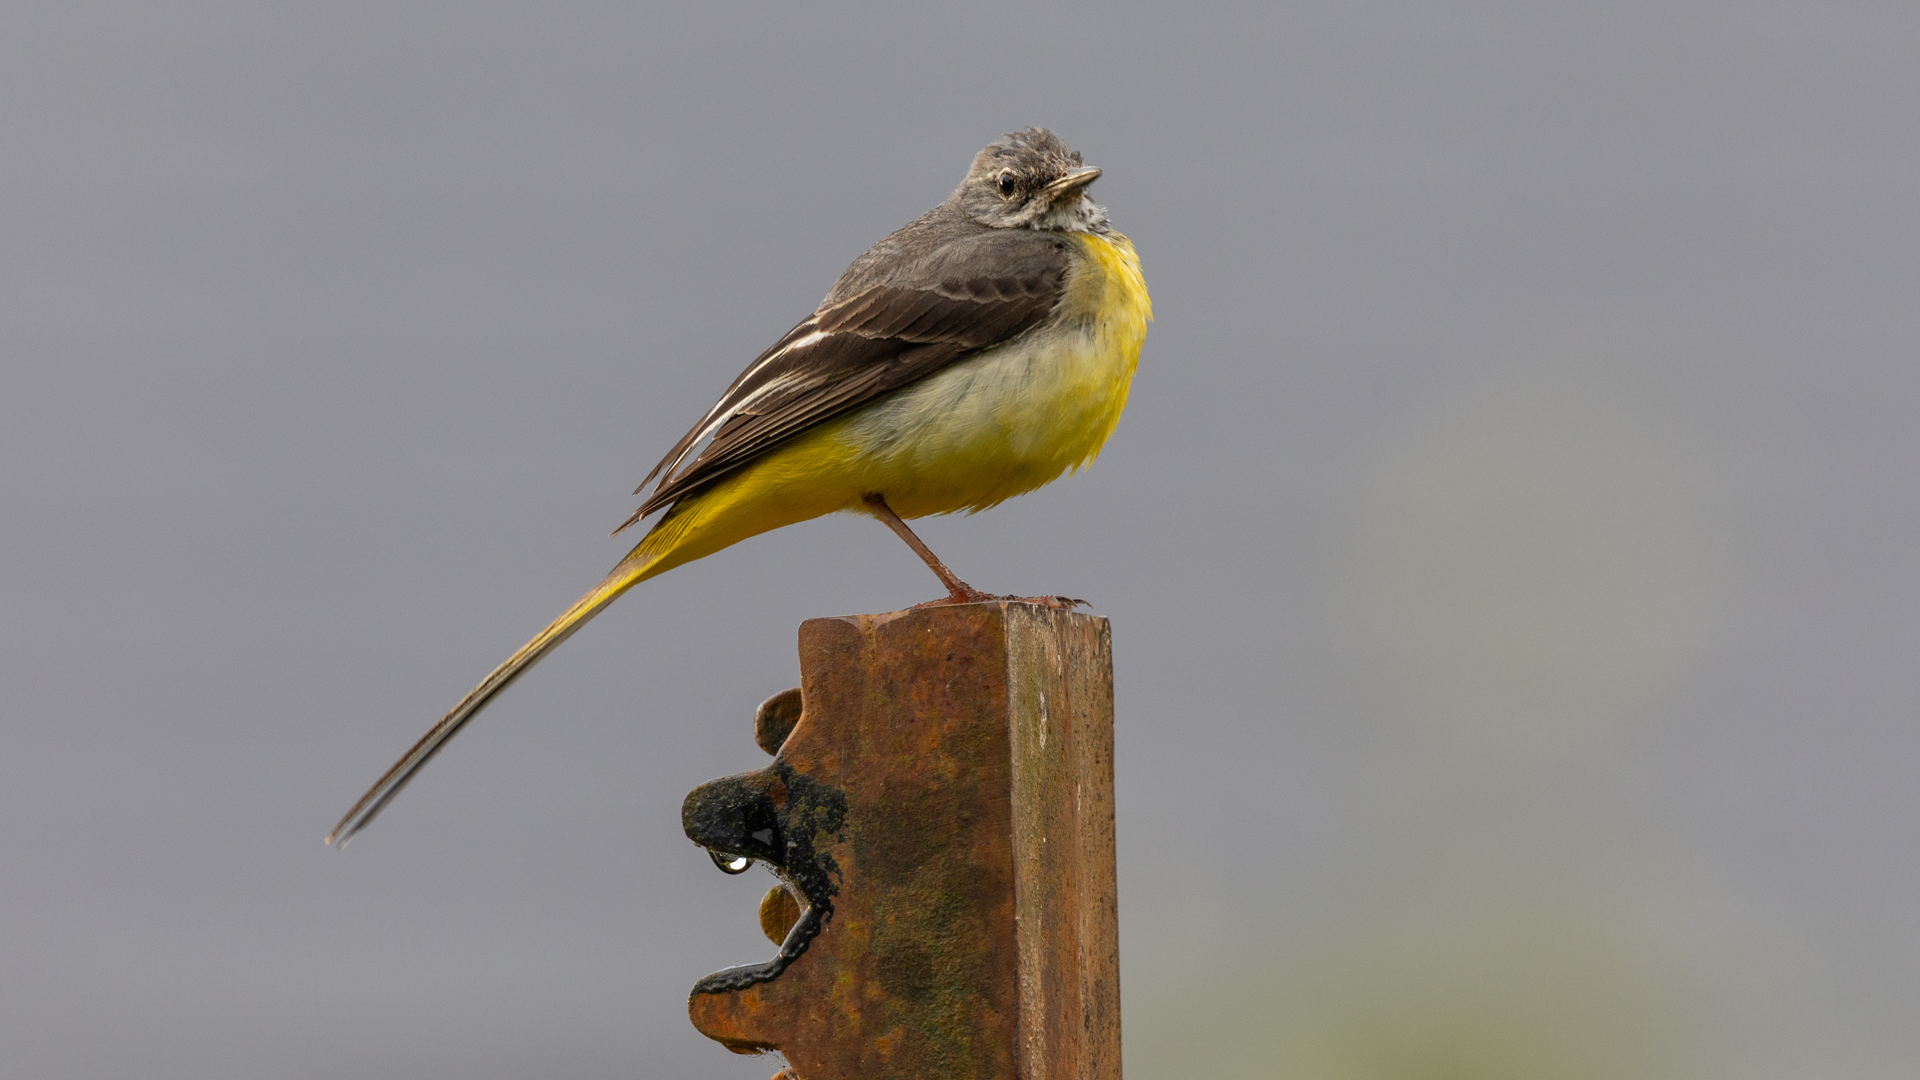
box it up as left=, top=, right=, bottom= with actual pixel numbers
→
left=753, top=687, right=804, bottom=757
left=758, top=885, right=801, bottom=945
left=681, top=602, right=1119, bottom=1080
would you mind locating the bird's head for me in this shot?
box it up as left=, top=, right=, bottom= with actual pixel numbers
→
left=950, top=127, right=1108, bottom=233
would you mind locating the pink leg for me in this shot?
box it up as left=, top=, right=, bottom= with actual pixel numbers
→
left=861, top=494, right=1087, bottom=610
left=862, top=494, right=992, bottom=604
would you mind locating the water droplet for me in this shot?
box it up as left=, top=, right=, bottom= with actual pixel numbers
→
left=709, top=849, right=754, bottom=875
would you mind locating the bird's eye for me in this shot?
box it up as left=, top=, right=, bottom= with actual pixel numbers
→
left=997, top=172, right=1017, bottom=196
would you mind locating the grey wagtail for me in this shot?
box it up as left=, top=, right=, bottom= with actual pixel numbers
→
left=328, top=128, right=1150, bottom=845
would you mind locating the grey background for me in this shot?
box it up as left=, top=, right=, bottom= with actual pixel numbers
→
left=3, top=3, right=1915, bottom=1077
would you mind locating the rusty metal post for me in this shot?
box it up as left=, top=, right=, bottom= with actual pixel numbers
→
left=681, top=602, right=1120, bottom=1080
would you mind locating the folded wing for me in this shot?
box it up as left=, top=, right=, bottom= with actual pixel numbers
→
left=619, top=234, right=1071, bottom=530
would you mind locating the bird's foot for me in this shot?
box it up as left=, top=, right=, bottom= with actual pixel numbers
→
left=1015, top=594, right=1090, bottom=610
left=911, top=583, right=998, bottom=608
left=911, top=591, right=1088, bottom=611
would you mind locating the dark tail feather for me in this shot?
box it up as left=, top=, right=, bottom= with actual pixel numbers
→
left=325, top=556, right=656, bottom=847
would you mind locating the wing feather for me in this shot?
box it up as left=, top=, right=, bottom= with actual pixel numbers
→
left=619, top=232, right=1071, bottom=529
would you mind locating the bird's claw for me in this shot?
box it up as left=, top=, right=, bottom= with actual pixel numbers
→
left=911, top=592, right=1088, bottom=611
left=1028, top=594, right=1090, bottom=610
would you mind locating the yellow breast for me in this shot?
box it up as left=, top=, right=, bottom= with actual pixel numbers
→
left=629, top=231, right=1151, bottom=574
left=830, top=230, right=1152, bottom=518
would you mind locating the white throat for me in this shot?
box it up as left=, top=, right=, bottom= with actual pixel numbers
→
left=1029, top=194, right=1109, bottom=234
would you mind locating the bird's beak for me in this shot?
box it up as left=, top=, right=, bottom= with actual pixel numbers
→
left=1041, top=167, right=1102, bottom=204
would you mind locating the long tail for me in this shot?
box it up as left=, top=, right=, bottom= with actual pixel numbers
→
left=325, top=553, right=658, bottom=847
left=327, top=424, right=857, bottom=846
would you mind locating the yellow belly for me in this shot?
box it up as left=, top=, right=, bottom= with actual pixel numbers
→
left=626, top=231, right=1150, bottom=579
left=830, top=230, right=1152, bottom=517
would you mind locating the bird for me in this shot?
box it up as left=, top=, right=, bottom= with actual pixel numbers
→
left=327, top=127, right=1150, bottom=846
